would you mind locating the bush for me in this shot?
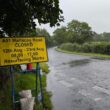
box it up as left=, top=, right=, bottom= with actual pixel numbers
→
left=81, top=43, right=92, bottom=52
left=59, top=42, right=110, bottom=55
left=60, top=43, right=81, bottom=52
left=60, top=43, right=74, bottom=51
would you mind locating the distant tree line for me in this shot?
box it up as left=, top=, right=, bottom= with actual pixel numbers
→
left=93, top=32, right=110, bottom=42
left=53, top=20, right=95, bottom=45
left=53, top=19, right=110, bottom=55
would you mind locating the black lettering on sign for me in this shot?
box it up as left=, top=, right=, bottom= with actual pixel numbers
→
left=14, top=49, right=22, bottom=52
left=15, top=42, right=33, bottom=47
left=4, top=59, right=17, bottom=63
left=12, top=39, right=31, bottom=42
left=11, top=53, right=23, bottom=58
left=27, top=52, right=38, bottom=57
left=26, top=48, right=36, bottom=51
left=33, top=52, right=38, bottom=56
left=32, top=56, right=44, bottom=60
left=3, top=49, right=13, bottom=53
left=32, top=38, right=42, bottom=42
left=2, top=39, right=11, bottom=42
left=17, top=58, right=31, bottom=62
left=27, top=52, right=32, bottom=56
left=11, top=54, right=16, bottom=57
left=36, top=48, right=44, bottom=51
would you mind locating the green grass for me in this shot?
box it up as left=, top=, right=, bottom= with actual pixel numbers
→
left=0, top=79, right=12, bottom=110
left=56, top=48, right=110, bottom=59
left=33, top=63, right=50, bottom=74
left=40, top=63, right=50, bottom=74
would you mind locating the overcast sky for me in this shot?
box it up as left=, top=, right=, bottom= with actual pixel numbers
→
left=36, top=0, right=110, bottom=35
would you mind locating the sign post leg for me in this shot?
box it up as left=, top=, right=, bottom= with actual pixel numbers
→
left=37, top=63, right=45, bottom=109
left=10, top=66, right=15, bottom=110
left=36, top=63, right=38, bottom=102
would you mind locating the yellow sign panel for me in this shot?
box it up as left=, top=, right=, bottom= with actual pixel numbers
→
left=0, top=37, right=48, bottom=66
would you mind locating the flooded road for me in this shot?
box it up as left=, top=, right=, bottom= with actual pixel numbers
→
left=47, top=48, right=110, bottom=110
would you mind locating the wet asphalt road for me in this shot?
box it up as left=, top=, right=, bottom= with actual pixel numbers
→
left=47, top=48, right=110, bottom=110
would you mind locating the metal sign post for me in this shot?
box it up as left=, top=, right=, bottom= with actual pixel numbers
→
left=10, top=66, right=15, bottom=110
left=37, top=63, right=44, bottom=109
left=36, top=63, right=38, bottom=102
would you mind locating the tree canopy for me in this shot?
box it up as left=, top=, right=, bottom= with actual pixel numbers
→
left=67, top=20, right=94, bottom=44
left=93, top=32, right=110, bottom=42
left=53, top=20, right=95, bottom=44
left=53, top=26, right=67, bottom=45
left=36, top=28, right=54, bottom=47
left=0, top=0, right=64, bottom=37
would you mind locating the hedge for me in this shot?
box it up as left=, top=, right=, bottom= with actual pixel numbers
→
left=59, top=42, right=110, bottom=55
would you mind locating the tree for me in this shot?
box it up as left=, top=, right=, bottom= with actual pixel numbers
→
left=14, top=29, right=37, bottom=37
left=53, top=26, right=68, bottom=45
left=93, top=32, right=110, bottom=42
left=53, top=20, right=95, bottom=45
left=67, top=20, right=94, bottom=44
left=0, top=0, right=64, bottom=37
left=36, top=28, right=54, bottom=47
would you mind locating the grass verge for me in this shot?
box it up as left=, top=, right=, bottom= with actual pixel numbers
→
left=56, top=48, right=110, bottom=59
left=33, top=63, right=50, bottom=74
left=0, top=62, right=52, bottom=110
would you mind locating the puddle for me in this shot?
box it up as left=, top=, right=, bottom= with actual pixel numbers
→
left=92, top=57, right=110, bottom=60
left=68, top=59, right=90, bottom=67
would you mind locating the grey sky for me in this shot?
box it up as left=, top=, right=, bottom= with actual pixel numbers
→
left=36, top=0, right=110, bottom=35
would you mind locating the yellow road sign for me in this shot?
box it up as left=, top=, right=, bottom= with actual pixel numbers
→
left=0, top=37, right=48, bottom=66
